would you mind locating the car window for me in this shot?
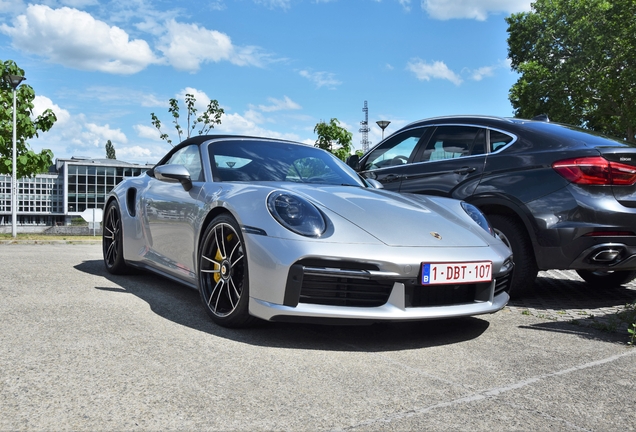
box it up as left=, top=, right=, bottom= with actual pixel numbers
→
left=164, top=144, right=204, bottom=181
left=363, top=129, right=427, bottom=170
left=209, top=139, right=365, bottom=186
left=489, top=130, right=515, bottom=152
left=419, top=126, right=485, bottom=162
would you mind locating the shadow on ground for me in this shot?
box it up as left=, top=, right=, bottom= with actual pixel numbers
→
left=75, top=259, right=491, bottom=352
left=508, top=270, right=636, bottom=338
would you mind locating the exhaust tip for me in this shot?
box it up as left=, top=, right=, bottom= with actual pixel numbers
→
left=591, top=248, right=622, bottom=263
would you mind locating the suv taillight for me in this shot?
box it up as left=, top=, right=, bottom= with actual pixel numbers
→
left=552, top=156, right=636, bottom=185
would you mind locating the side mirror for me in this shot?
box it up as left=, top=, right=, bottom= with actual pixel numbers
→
left=346, top=154, right=360, bottom=170
left=154, top=164, right=193, bottom=191
left=366, top=178, right=384, bottom=189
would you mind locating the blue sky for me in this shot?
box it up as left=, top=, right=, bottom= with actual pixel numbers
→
left=0, top=0, right=531, bottom=165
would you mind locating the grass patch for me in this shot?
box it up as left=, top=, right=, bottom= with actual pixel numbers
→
left=0, top=233, right=100, bottom=241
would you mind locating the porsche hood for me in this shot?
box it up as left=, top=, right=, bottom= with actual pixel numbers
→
left=279, top=184, right=491, bottom=247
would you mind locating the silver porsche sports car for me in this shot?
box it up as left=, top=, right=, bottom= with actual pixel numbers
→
left=102, top=135, right=513, bottom=327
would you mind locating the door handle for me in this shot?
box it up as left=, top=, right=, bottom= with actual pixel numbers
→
left=383, top=174, right=402, bottom=182
left=453, top=167, right=476, bottom=175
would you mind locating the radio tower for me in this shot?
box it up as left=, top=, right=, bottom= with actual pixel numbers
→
left=359, top=101, right=371, bottom=153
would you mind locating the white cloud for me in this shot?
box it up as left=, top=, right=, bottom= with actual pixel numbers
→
left=117, top=145, right=154, bottom=160
left=421, top=0, right=531, bottom=21
left=466, top=59, right=511, bottom=81
left=157, top=19, right=267, bottom=72
left=0, top=5, right=158, bottom=74
left=398, top=0, right=412, bottom=12
left=32, top=95, right=71, bottom=125
left=82, top=86, right=168, bottom=108
left=61, top=0, right=99, bottom=7
left=82, top=123, right=128, bottom=147
left=299, top=70, right=341, bottom=89
left=254, top=0, right=292, bottom=10
left=177, top=87, right=221, bottom=112
left=215, top=112, right=300, bottom=141
left=134, top=124, right=164, bottom=141
left=254, top=96, right=302, bottom=112
left=0, top=0, right=26, bottom=14
left=407, top=59, right=463, bottom=85
left=28, top=99, right=134, bottom=161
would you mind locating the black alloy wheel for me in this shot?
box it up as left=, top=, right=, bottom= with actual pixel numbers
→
left=489, top=214, right=538, bottom=298
left=198, top=214, right=254, bottom=328
left=102, top=200, right=129, bottom=274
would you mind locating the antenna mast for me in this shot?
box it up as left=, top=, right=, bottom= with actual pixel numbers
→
left=359, top=101, right=371, bottom=153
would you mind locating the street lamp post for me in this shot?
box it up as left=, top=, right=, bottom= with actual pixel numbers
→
left=376, top=120, right=391, bottom=140
left=5, top=74, right=26, bottom=238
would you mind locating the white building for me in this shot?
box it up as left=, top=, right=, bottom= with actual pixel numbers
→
left=0, top=157, right=152, bottom=230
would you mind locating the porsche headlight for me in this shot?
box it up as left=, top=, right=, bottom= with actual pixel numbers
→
left=267, top=191, right=326, bottom=237
left=461, top=202, right=494, bottom=236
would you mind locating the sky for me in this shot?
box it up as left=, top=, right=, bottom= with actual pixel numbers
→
left=0, top=0, right=532, bottom=165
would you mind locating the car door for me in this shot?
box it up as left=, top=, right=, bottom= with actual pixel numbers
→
left=142, top=144, right=205, bottom=279
left=397, top=125, right=487, bottom=199
left=358, top=127, right=432, bottom=191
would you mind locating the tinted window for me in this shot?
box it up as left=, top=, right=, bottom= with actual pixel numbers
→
left=489, top=130, right=515, bottom=152
left=363, top=128, right=427, bottom=170
left=419, top=126, right=485, bottom=162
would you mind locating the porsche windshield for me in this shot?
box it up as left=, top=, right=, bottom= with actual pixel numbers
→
left=210, top=139, right=365, bottom=186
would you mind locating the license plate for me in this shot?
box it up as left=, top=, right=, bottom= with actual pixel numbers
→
left=421, top=261, right=492, bottom=285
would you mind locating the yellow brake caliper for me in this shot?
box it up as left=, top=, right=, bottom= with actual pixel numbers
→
left=212, top=233, right=234, bottom=283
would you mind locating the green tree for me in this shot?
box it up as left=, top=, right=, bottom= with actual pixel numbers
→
left=151, top=93, right=224, bottom=146
left=105, top=139, right=116, bottom=159
left=314, top=118, right=353, bottom=161
left=1, top=60, right=57, bottom=177
left=506, top=0, right=636, bottom=142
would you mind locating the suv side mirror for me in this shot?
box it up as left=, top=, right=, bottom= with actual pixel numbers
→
left=346, top=154, right=360, bottom=170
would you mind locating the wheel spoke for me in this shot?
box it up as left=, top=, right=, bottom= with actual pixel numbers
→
left=213, top=280, right=226, bottom=312
left=228, top=277, right=240, bottom=305
left=208, top=279, right=224, bottom=308
left=229, top=243, right=243, bottom=267
left=201, top=254, right=221, bottom=274
left=105, top=241, right=116, bottom=264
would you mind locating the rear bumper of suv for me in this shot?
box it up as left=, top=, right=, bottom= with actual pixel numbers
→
left=526, top=185, right=636, bottom=271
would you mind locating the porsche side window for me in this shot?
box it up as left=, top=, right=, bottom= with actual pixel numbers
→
left=364, top=129, right=427, bottom=170
left=419, top=126, right=485, bottom=162
left=165, top=145, right=204, bottom=181
left=489, top=130, right=515, bottom=152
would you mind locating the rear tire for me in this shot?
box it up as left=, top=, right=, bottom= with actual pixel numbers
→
left=102, top=200, right=130, bottom=274
left=576, top=270, right=636, bottom=288
left=488, top=214, right=538, bottom=298
left=198, top=214, right=255, bottom=328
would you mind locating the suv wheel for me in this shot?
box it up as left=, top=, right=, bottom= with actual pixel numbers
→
left=488, top=214, right=538, bottom=298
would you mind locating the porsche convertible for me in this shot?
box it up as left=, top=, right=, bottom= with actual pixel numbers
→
left=102, top=135, right=513, bottom=327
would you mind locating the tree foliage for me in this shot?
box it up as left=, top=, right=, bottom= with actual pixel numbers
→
left=507, top=0, right=636, bottom=142
left=105, top=139, right=116, bottom=159
left=314, top=118, right=353, bottom=161
left=151, top=93, right=224, bottom=146
left=0, top=60, right=57, bottom=177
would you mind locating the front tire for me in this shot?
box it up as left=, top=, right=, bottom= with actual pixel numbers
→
left=102, top=200, right=129, bottom=274
left=488, top=214, right=538, bottom=298
left=198, top=215, right=255, bottom=328
left=576, top=270, right=636, bottom=288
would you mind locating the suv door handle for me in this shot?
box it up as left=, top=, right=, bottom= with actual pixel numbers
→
left=453, top=167, right=476, bottom=174
left=383, top=174, right=402, bottom=182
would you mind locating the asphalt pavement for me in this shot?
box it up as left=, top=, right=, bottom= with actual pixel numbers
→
left=1, top=243, right=635, bottom=431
